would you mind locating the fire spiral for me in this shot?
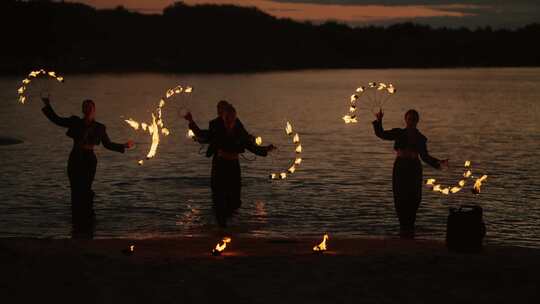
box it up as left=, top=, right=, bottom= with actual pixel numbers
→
left=17, top=69, right=64, bottom=104
left=125, top=85, right=193, bottom=165
left=425, top=160, right=488, bottom=195
left=342, top=82, right=396, bottom=124
left=269, top=121, right=302, bottom=180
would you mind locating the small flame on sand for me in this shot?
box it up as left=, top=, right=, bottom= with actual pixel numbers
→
left=212, top=237, right=232, bottom=255
left=313, top=234, right=329, bottom=252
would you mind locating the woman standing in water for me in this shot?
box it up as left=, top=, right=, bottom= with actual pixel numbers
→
left=186, top=103, right=274, bottom=227
left=373, top=109, right=448, bottom=238
left=41, top=97, right=133, bottom=238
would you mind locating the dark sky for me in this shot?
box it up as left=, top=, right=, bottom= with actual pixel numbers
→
left=78, top=0, right=540, bottom=28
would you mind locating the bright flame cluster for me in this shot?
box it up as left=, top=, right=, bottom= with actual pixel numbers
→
left=342, top=82, right=396, bottom=124
left=17, top=69, right=64, bottom=104
left=212, top=237, right=232, bottom=255
left=426, top=160, right=488, bottom=195
left=269, top=121, right=303, bottom=180
left=125, top=85, right=193, bottom=165
left=313, top=234, right=329, bottom=252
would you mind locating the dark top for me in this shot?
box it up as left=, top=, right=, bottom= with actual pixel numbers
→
left=42, top=105, right=125, bottom=153
left=189, top=117, right=268, bottom=158
left=372, top=120, right=440, bottom=169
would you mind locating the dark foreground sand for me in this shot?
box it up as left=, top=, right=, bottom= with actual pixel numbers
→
left=1, top=236, right=538, bottom=304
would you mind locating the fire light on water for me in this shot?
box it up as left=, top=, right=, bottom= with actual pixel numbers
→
left=313, top=234, right=329, bottom=252
left=125, top=84, right=193, bottom=164
left=270, top=121, right=303, bottom=181
left=212, top=237, right=232, bottom=256
left=17, top=69, right=65, bottom=104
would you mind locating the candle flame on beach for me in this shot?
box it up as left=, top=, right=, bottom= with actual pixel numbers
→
left=17, top=69, right=65, bottom=104
left=313, top=234, right=329, bottom=252
left=212, top=237, right=232, bottom=255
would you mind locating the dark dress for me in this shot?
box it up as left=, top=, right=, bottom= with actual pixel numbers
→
left=189, top=118, right=268, bottom=226
left=42, top=105, right=125, bottom=237
left=373, top=120, right=440, bottom=237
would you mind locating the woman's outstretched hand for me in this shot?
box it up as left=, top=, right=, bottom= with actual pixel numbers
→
left=41, top=96, right=51, bottom=107
left=124, top=140, right=134, bottom=149
left=439, top=159, right=449, bottom=169
left=375, top=109, right=384, bottom=121
left=184, top=112, right=193, bottom=122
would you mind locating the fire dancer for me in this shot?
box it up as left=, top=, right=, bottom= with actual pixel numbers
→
left=185, top=103, right=275, bottom=227
left=41, top=97, right=133, bottom=238
left=372, top=109, right=448, bottom=238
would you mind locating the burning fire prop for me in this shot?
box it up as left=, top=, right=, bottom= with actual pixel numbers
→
left=212, top=237, right=232, bottom=256
left=122, top=245, right=135, bottom=256
left=343, top=82, right=396, bottom=124
left=425, top=160, right=488, bottom=196
left=125, top=85, right=193, bottom=165
left=269, top=121, right=303, bottom=180
left=313, top=234, right=329, bottom=253
left=17, top=69, right=65, bottom=104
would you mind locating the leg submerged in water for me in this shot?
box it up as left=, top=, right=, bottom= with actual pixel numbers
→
left=393, top=158, right=423, bottom=239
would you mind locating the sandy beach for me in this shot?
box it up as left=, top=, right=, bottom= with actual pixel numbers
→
left=1, top=236, right=538, bottom=304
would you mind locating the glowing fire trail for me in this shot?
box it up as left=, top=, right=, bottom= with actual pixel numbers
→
left=269, top=121, right=303, bottom=180
left=17, top=69, right=65, bottom=104
left=342, top=82, right=396, bottom=124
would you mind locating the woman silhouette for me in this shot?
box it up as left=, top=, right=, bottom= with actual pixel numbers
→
left=373, top=109, right=448, bottom=238
left=41, top=97, right=133, bottom=238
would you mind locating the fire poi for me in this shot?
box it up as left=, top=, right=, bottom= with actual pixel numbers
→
left=125, top=85, right=193, bottom=165
left=212, top=237, right=232, bottom=256
left=17, top=69, right=65, bottom=104
left=269, top=121, right=303, bottom=180
left=313, top=234, right=329, bottom=253
left=425, top=160, right=488, bottom=196
left=343, top=82, right=396, bottom=124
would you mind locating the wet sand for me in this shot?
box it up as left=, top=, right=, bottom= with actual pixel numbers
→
left=1, top=236, right=538, bottom=304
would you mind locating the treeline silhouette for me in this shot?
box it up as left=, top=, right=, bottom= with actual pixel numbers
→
left=1, top=0, right=539, bottom=74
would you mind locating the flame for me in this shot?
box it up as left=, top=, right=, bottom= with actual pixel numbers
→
left=146, top=113, right=160, bottom=159
left=125, top=118, right=140, bottom=130
left=313, top=234, right=329, bottom=252
left=187, top=129, right=195, bottom=138
left=463, top=170, right=472, bottom=178
left=293, top=133, right=300, bottom=143
left=377, top=82, right=387, bottom=90
left=458, top=180, right=466, bottom=187
left=48, top=71, right=56, bottom=77
left=426, top=178, right=436, bottom=185
left=18, top=70, right=64, bottom=104
left=433, top=184, right=442, bottom=192
left=19, top=96, right=26, bottom=104
left=464, top=160, right=471, bottom=168
left=356, top=87, right=365, bottom=93
left=441, top=188, right=450, bottom=195
left=161, top=128, right=170, bottom=136
left=22, top=79, right=30, bottom=84
left=159, top=99, right=165, bottom=108
left=473, top=175, right=488, bottom=194
left=255, top=136, right=263, bottom=146
left=450, top=187, right=462, bottom=194
left=18, top=87, right=25, bottom=94
left=387, top=84, right=396, bottom=94
left=295, top=145, right=302, bottom=153
left=213, top=237, right=232, bottom=254
left=285, top=121, right=293, bottom=135
left=138, top=160, right=144, bottom=165
left=294, top=158, right=302, bottom=165
left=350, top=94, right=359, bottom=102
left=368, top=82, right=377, bottom=88
left=141, top=123, right=148, bottom=131
left=130, top=245, right=135, bottom=252
left=288, top=165, right=296, bottom=174
left=185, top=87, right=193, bottom=93
left=270, top=173, right=277, bottom=180
left=280, top=172, right=287, bottom=179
